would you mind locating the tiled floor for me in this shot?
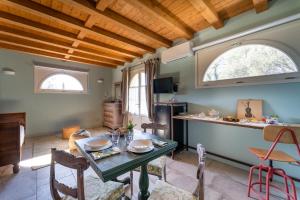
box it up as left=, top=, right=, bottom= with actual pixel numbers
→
left=0, top=128, right=298, bottom=200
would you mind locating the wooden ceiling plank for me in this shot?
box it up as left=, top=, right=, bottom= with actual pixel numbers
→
left=188, top=0, right=223, bottom=29
left=0, top=25, right=69, bottom=50
left=96, top=0, right=115, bottom=11
left=126, top=0, right=194, bottom=39
left=0, top=11, right=140, bottom=58
left=0, top=24, right=130, bottom=62
left=2, top=0, right=154, bottom=52
left=62, top=0, right=172, bottom=47
left=78, top=46, right=130, bottom=62
left=0, top=34, right=123, bottom=65
left=72, top=51, right=122, bottom=65
left=252, top=0, right=268, bottom=13
left=0, top=42, right=116, bottom=68
left=0, top=35, right=68, bottom=55
left=70, top=56, right=115, bottom=67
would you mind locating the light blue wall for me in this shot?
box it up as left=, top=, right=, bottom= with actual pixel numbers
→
left=159, top=56, right=300, bottom=178
left=0, top=49, right=112, bottom=137
left=110, top=0, right=300, bottom=181
left=158, top=0, right=300, bottom=180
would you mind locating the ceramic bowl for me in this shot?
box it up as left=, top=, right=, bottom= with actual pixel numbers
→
left=129, top=139, right=153, bottom=151
left=85, top=138, right=110, bottom=149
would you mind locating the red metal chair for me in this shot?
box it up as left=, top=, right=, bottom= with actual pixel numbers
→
left=248, top=125, right=300, bottom=200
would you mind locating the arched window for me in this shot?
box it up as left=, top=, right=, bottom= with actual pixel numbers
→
left=128, top=71, right=148, bottom=116
left=40, top=74, right=84, bottom=91
left=34, top=65, right=88, bottom=94
left=197, top=44, right=300, bottom=87
left=204, top=44, right=298, bottom=82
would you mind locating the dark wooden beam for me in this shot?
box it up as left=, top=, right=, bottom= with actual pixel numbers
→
left=2, top=0, right=155, bottom=52
left=188, top=0, right=223, bottom=29
left=96, top=0, right=116, bottom=11
left=63, top=0, right=172, bottom=47
left=0, top=34, right=122, bottom=66
left=0, top=11, right=141, bottom=58
left=0, top=25, right=131, bottom=63
left=252, top=0, right=268, bottom=13
left=126, top=0, right=194, bottom=39
left=0, top=42, right=116, bottom=68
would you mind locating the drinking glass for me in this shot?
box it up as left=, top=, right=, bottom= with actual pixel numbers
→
left=111, top=131, right=120, bottom=146
left=125, top=131, right=134, bottom=145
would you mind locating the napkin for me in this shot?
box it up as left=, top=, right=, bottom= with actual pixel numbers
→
left=90, top=147, right=121, bottom=160
left=152, top=139, right=168, bottom=147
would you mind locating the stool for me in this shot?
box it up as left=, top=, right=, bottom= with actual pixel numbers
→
left=62, top=125, right=80, bottom=139
left=69, top=130, right=91, bottom=152
left=248, top=125, right=300, bottom=200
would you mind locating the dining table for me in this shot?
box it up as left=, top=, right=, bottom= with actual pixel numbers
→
left=75, top=130, right=177, bottom=200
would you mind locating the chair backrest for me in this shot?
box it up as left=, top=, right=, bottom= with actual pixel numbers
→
left=193, top=144, right=206, bottom=200
left=50, top=148, right=90, bottom=200
left=263, top=125, right=300, bottom=160
left=141, top=123, right=168, bottom=135
left=264, top=125, right=300, bottom=144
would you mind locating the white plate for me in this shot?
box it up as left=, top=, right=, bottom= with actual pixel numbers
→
left=84, top=141, right=112, bottom=151
left=129, top=139, right=153, bottom=150
left=85, top=138, right=110, bottom=149
left=127, top=145, right=154, bottom=153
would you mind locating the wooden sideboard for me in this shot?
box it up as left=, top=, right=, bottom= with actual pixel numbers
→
left=0, top=112, right=26, bottom=173
left=103, top=102, right=123, bottom=130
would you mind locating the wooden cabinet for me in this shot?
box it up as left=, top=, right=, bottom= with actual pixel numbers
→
left=103, top=102, right=123, bottom=129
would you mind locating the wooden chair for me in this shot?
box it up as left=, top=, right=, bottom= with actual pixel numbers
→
left=50, top=148, right=124, bottom=200
left=148, top=144, right=205, bottom=200
left=131, top=123, right=168, bottom=181
left=128, top=123, right=168, bottom=197
left=248, top=125, right=300, bottom=200
left=141, top=123, right=168, bottom=135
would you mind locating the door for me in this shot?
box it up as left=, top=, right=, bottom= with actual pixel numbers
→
left=128, top=70, right=150, bottom=130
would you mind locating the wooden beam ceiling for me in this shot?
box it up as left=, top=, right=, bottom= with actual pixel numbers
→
left=188, top=0, right=223, bottom=29
left=0, top=0, right=272, bottom=67
left=125, top=0, right=194, bottom=39
left=2, top=0, right=155, bottom=52
left=252, top=0, right=268, bottom=13
left=0, top=11, right=140, bottom=59
left=0, top=42, right=115, bottom=68
left=66, top=15, right=95, bottom=59
left=0, top=34, right=122, bottom=66
left=0, top=25, right=131, bottom=63
left=62, top=0, right=172, bottom=47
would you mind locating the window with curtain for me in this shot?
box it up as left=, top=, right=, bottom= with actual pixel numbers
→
left=128, top=71, right=148, bottom=116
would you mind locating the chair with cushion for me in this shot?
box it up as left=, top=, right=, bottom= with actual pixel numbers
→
left=148, top=144, right=206, bottom=200
left=50, top=148, right=124, bottom=200
left=248, top=125, right=300, bottom=200
left=130, top=123, right=168, bottom=183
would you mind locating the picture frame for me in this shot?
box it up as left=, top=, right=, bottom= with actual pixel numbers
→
left=237, top=99, right=263, bottom=120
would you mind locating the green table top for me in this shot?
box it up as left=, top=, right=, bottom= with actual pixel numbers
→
left=75, top=131, right=177, bottom=181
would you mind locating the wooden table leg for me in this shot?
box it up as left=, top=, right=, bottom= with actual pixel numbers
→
left=138, top=164, right=150, bottom=200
